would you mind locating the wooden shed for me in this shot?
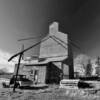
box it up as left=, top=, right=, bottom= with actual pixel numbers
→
left=14, top=56, right=71, bottom=84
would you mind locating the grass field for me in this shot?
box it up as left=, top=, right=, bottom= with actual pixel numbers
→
left=0, top=85, right=100, bottom=100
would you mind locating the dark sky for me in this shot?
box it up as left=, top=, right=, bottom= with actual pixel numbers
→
left=0, top=0, right=100, bottom=58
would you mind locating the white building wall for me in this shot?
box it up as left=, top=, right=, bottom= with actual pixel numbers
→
left=39, top=22, right=68, bottom=58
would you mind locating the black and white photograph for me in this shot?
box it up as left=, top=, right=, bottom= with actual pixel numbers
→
left=0, top=0, right=100, bottom=100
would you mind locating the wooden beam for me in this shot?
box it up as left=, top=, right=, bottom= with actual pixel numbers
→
left=13, top=52, right=23, bottom=92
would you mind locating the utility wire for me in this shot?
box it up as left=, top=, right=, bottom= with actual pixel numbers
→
left=9, top=32, right=82, bottom=62
left=8, top=36, right=50, bottom=62
left=52, top=35, right=67, bottom=46
left=68, top=39, right=81, bottom=50
left=50, top=36, right=67, bottom=50
left=18, top=35, right=43, bottom=41
left=53, top=35, right=81, bottom=50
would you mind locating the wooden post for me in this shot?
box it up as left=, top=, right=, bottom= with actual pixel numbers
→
left=68, top=34, right=74, bottom=79
left=21, top=44, right=24, bottom=60
left=61, top=62, right=64, bottom=80
left=13, top=52, right=23, bottom=92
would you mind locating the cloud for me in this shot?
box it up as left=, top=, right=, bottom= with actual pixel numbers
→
left=0, top=49, right=18, bottom=73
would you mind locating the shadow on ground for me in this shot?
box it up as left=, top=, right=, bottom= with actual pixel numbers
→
left=19, top=85, right=48, bottom=90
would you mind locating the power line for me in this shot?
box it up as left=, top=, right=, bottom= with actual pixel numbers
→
left=18, top=35, right=43, bottom=42
left=50, top=36, right=67, bottom=49
left=52, top=35, right=67, bottom=46
left=8, top=36, right=50, bottom=62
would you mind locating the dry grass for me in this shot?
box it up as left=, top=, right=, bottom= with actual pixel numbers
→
left=0, top=85, right=100, bottom=100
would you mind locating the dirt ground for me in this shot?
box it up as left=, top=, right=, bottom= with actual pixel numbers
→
left=0, top=85, right=100, bottom=100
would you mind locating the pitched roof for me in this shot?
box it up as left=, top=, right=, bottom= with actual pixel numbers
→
left=21, top=56, right=67, bottom=65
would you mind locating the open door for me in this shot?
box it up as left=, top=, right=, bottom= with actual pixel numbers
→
left=34, top=69, right=39, bottom=84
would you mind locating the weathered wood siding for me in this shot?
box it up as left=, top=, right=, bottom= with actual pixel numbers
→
left=14, top=64, right=47, bottom=84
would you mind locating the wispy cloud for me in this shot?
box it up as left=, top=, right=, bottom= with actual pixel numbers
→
left=0, top=49, right=17, bottom=73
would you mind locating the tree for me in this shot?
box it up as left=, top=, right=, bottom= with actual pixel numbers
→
left=85, top=59, right=92, bottom=77
left=95, top=57, right=100, bottom=76
left=74, top=54, right=90, bottom=76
